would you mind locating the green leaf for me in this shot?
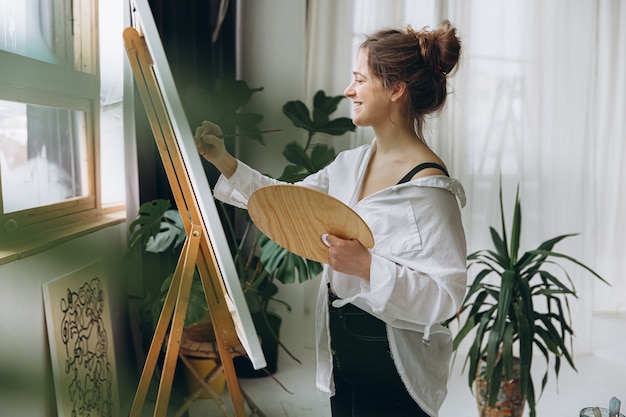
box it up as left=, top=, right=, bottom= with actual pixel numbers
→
left=128, top=200, right=178, bottom=251
left=309, top=144, right=337, bottom=171
left=488, top=227, right=509, bottom=267
left=485, top=270, right=514, bottom=376
left=535, top=233, right=575, bottom=252
left=182, top=76, right=264, bottom=139
left=213, top=76, right=264, bottom=111
left=145, top=209, right=185, bottom=253
left=502, top=324, right=514, bottom=380
left=258, top=233, right=321, bottom=285
left=304, top=259, right=323, bottom=281
left=282, top=141, right=314, bottom=171
left=278, top=164, right=309, bottom=183
left=532, top=270, right=576, bottom=297
left=282, top=90, right=355, bottom=136
left=514, top=300, right=533, bottom=403
left=258, top=237, right=288, bottom=272
left=498, top=178, right=510, bottom=261
left=313, top=117, right=357, bottom=136
left=452, top=302, right=493, bottom=350
left=529, top=249, right=610, bottom=285
left=313, top=90, right=343, bottom=115
left=283, top=100, right=314, bottom=131
left=509, top=186, right=522, bottom=268
left=487, top=358, right=504, bottom=407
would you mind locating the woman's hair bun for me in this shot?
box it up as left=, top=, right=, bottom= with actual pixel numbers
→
left=407, top=20, right=461, bottom=76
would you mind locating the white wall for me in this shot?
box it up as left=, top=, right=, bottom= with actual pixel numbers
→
left=236, top=0, right=309, bottom=177
left=0, top=224, right=136, bottom=417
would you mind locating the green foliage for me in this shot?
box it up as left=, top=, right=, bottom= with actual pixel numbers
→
left=255, top=90, right=354, bottom=282
left=213, top=89, right=353, bottom=363
left=277, top=90, right=356, bottom=183
left=282, top=90, right=355, bottom=136
left=258, top=233, right=323, bottom=284
left=451, top=183, right=609, bottom=417
left=183, top=74, right=265, bottom=144
left=127, top=200, right=209, bottom=343
left=278, top=142, right=337, bottom=183
left=127, top=199, right=183, bottom=252
left=127, top=74, right=267, bottom=345
left=129, top=88, right=354, bottom=363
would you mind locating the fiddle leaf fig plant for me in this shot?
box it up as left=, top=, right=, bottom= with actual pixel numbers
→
left=277, top=90, right=355, bottom=183
left=450, top=183, right=609, bottom=417
left=251, top=90, right=356, bottom=284
left=257, top=90, right=355, bottom=284
left=184, top=74, right=265, bottom=144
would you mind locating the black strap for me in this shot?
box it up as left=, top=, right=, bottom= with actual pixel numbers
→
left=397, top=162, right=449, bottom=185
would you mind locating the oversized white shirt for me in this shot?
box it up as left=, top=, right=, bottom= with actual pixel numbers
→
left=213, top=141, right=467, bottom=417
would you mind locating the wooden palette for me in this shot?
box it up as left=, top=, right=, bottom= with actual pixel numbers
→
left=247, top=184, right=374, bottom=263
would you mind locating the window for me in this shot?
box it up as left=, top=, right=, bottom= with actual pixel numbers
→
left=0, top=0, right=124, bottom=240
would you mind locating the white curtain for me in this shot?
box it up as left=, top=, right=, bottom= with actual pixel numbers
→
left=307, top=0, right=626, bottom=354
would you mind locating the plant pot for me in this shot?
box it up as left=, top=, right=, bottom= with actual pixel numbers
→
left=183, top=356, right=226, bottom=398
left=234, top=312, right=281, bottom=378
left=475, top=357, right=525, bottom=417
left=180, top=321, right=226, bottom=398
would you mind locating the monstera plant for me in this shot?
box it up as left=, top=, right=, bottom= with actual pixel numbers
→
left=450, top=184, right=609, bottom=417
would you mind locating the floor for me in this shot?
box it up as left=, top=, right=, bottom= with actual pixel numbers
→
left=136, top=313, right=626, bottom=417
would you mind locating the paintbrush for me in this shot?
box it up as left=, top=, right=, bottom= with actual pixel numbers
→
left=609, top=397, right=621, bottom=417
left=216, top=129, right=281, bottom=138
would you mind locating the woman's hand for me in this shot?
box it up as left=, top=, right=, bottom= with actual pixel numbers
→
left=323, top=234, right=371, bottom=281
left=194, top=120, right=226, bottom=164
left=194, top=120, right=237, bottom=178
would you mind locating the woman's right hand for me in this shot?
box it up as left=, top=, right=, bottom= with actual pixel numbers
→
left=194, top=120, right=227, bottom=164
left=194, top=120, right=238, bottom=178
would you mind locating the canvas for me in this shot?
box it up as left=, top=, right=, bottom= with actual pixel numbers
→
left=127, top=0, right=266, bottom=370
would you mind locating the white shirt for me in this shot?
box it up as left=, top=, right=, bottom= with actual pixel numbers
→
left=213, top=141, right=467, bottom=417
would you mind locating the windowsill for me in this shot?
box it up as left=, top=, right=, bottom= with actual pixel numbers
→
left=0, top=210, right=126, bottom=266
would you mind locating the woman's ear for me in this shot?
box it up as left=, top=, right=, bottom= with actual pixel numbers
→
left=390, top=82, right=407, bottom=103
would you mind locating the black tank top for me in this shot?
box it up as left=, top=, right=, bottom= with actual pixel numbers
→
left=396, top=162, right=449, bottom=185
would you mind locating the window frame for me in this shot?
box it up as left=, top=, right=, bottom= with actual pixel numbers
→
left=0, top=0, right=106, bottom=241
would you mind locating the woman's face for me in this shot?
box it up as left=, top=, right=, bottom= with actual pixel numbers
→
left=344, top=48, right=392, bottom=127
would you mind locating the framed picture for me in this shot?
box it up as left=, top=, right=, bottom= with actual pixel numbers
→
left=42, top=260, right=120, bottom=417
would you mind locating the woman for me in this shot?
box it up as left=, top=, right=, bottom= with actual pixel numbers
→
left=195, top=20, right=466, bottom=417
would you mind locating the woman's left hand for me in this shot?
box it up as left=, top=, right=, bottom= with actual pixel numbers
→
left=323, top=234, right=371, bottom=281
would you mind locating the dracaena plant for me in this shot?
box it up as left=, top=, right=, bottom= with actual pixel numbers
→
left=450, top=183, right=609, bottom=417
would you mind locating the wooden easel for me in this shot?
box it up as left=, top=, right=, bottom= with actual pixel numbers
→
left=124, top=26, right=250, bottom=417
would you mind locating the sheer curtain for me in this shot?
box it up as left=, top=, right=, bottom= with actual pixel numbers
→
left=307, top=0, right=626, bottom=354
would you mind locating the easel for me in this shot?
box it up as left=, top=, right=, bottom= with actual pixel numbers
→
left=123, top=26, right=254, bottom=417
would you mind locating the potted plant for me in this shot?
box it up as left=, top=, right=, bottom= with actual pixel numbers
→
left=221, top=89, right=356, bottom=376
left=449, top=183, right=609, bottom=417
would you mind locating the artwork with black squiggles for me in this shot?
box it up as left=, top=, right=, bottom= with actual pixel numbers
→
left=59, top=277, right=115, bottom=417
